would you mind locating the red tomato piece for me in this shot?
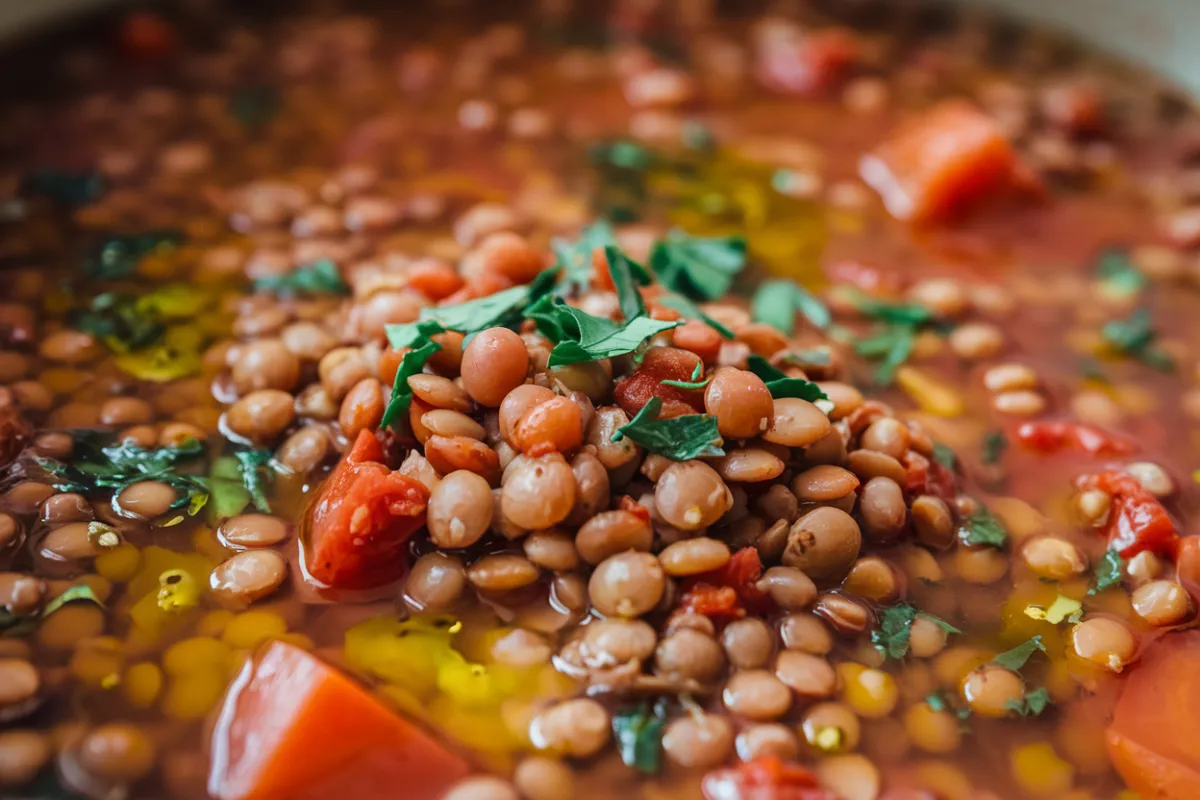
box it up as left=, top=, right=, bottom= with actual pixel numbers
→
left=119, top=12, right=178, bottom=62
left=1076, top=471, right=1178, bottom=559
left=1106, top=630, right=1200, bottom=800
left=702, top=756, right=838, bottom=800
left=305, top=430, right=430, bottom=589
left=1016, top=421, right=1136, bottom=457
left=613, top=346, right=706, bottom=419
left=209, top=641, right=468, bottom=800
left=757, top=28, right=857, bottom=96
left=675, top=584, right=743, bottom=624
left=859, top=100, right=1017, bottom=223
left=902, top=451, right=957, bottom=505
left=676, top=547, right=776, bottom=626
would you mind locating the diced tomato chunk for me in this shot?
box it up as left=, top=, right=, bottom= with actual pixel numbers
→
left=1076, top=470, right=1178, bottom=559
left=676, top=547, right=775, bottom=625
left=903, top=451, right=957, bottom=505
left=859, top=100, right=1017, bottom=223
left=209, top=641, right=468, bottom=800
left=757, top=28, right=857, bottom=96
left=702, top=756, right=838, bottom=800
left=304, top=430, right=430, bottom=589
left=1016, top=421, right=1136, bottom=457
left=613, top=346, right=706, bottom=419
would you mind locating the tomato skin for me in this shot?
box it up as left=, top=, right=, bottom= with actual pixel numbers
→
left=1016, top=421, right=1136, bottom=457
left=1076, top=471, right=1178, bottom=559
left=676, top=548, right=775, bottom=624
left=613, top=346, right=706, bottom=419
left=702, top=756, right=838, bottom=800
left=305, top=430, right=430, bottom=590
left=1106, top=630, right=1200, bottom=799
left=902, top=451, right=957, bottom=505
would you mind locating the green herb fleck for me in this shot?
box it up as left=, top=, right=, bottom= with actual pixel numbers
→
left=386, top=319, right=449, bottom=351
left=751, top=279, right=832, bottom=335
left=1080, top=357, right=1109, bottom=383
left=2, top=584, right=104, bottom=637
left=992, top=636, right=1046, bottom=671
left=380, top=340, right=442, bottom=429
left=254, top=259, right=349, bottom=296
left=1102, top=308, right=1175, bottom=372
left=661, top=362, right=710, bottom=390
left=746, top=354, right=829, bottom=403
left=872, top=603, right=961, bottom=660
left=526, top=296, right=679, bottom=367
left=1005, top=687, right=1052, bottom=716
left=959, top=505, right=1008, bottom=549
left=981, top=431, right=1008, bottom=465
left=612, top=702, right=668, bottom=775
left=657, top=293, right=734, bottom=339
left=230, top=85, right=280, bottom=129
left=72, top=292, right=165, bottom=353
left=649, top=230, right=746, bottom=302
left=207, top=456, right=251, bottom=523
left=83, top=230, right=183, bottom=279
left=611, top=397, right=723, bottom=461
left=552, top=220, right=619, bottom=295
left=233, top=450, right=274, bottom=513
left=932, top=443, right=958, bottom=471
left=606, top=245, right=649, bottom=321
left=1094, top=248, right=1145, bottom=296
left=1088, top=549, right=1124, bottom=595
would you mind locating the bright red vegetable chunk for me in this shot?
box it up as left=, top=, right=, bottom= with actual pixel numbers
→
left=757, top=28, right=857, bottom=96
left=702, top=756, right=838, bottom=800
left=614, top=346, right=706, bottom=419
left=903, top=451, right=957, bottom=505
left=1016, top=420, right=1136, bottom=457
left=209, top=641, right=468, bottom=800
left=859, top=100, right=1017, bottom=223
left=676, top=547, right=775, bottom=625
left=1076, top=470, right=1178, bottom=559
left=304, top=430, right=430, bottom=589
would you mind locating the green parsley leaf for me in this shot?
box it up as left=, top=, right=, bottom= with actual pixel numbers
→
left=932, top=443, right=958, bottom=471
left=657, top=293, right=734, bottom=339
left=959, top=504, right=1008, bottom=549
left=1088, top=549, right=1124, bottom=595
left=385, top=320, right=448, bottom=350
left=254, top=259, right=349, bottom=296
left=72, top=292, right=166, bottom=354
left=591, top=139, right=655, bottom=171
left=649, top=230, right=746, bottom=302
left=872, top=603, right=961, bottom=660
left=926, top=691, right=972, bottom=723
left=2, top=584, right=103, bottom=637
left=612, top=397, right=724, bottom=461
left=981, top=431, right=1008, bottom=465
left=661, top=362, right=710, bottom=390
left=745, top=354, right=830, bottom=402
left=546, top=308, right=679, bottom=368
left=1102, top=308, right=1176, bottom=372
left=552, top=220, right=619, bottom=294
left=37, top=437, right=207, bottom=514
left=233, top=450, right=274, bottom=513
left=380, top=340, right=442, bottom=429
left=751, top=279, right=831, bottom=335
left=422, top=285, right=530, bottom=334
left=1005, top=687, right=1052, bottom=716
left=1094, top=248, right=1145, bottom=296
left=605, top=245, right=648, bottom=321
left=992, top=636, right=1046, bottom=671
left=207, top=456, right=251, bottom=523
left=83, top=230, right=183, bottom=279
left=612, top=703, right=667, bottom=775
left=855, top=295, right=933, bottom=326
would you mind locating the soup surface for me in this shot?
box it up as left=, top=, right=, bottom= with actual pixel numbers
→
left=1, top=1, right=1199, bottom=799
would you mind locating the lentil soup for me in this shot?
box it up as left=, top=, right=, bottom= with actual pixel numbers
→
left=0, top=1, right=1199, bottom=799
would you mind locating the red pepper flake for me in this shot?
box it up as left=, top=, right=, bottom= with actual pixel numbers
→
left=1077, top=470, right=1178, bottom=559
left=1017, top=421, right=1137, bottom=458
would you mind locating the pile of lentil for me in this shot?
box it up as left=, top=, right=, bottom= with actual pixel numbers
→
left=1, top=1, right=1200, bottom=799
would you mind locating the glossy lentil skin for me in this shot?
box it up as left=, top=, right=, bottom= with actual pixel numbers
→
left=0, top=2, right=1197, bottom=800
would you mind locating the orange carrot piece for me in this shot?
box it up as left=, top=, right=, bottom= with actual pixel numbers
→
left=209, top=641, right=469, bottom=800
left=859, top=100, right=1016, bottom=223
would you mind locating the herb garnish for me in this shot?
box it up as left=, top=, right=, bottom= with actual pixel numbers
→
left=1093, top=248, right=1145, bottom=296
left=612, top=397, right=724, bottom=461
left=37, top=437, right=209, bottom=516
left=552, top=219, right=620, bottom=294
left=751, top=279, right=832, bottom=335
left=992, top=636, right=1046, bottom=671
left=254, top=259, right=349, bottom=296
left=1, top=584, right=103, bottom=637
left=233, top=450, right=275, bottom=513
left=981, top=431, right=1008, bottom=465
left=72, top=292, right=165, bottom=353
left=83, top=230, right=184, bottom=279
left=380, top=340, right=442, bottom=429
left=612, top=702, right=668, bottom=774
left=851, top=296, right=938, bottom=385
left=523, top=296, right=679, bottom=367
left=1005, top=687, right=1052, bottom=717
left=657, top=293, right=734, bottom=338
left=1088, top=549, right=1124, bottom=595
left=932, top=443, right=958, bottom=471
left=649, top=230, right=746, bottom=302
left=661, top=362, right=710, bottom=390
left=746, top=354, right=829, bottom=403
left=872, top=603, right=961, bottom=660
left=417, top=266, right=560, bottom=336
left=1102, top=308, right=1175, bottom=372
left=959, top=504, right=1008, bottom=549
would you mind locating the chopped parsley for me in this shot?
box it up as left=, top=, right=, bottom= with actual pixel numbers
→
left=612, top=702, right=667, bottom=775
left=932, top=443, right=958, bottom=471
left=981, top=431, right=1008, bottom=465
left=2, top=584, right=103, bottom=637
left=1093, top=248, right=1146, bottom=296
left=661, top=362, right=710, bottom=390
left=872, top=603, right=961, bottom=660
left=959, top=504, right=1008, bottom=549
left=525, top=296, right=679, bottom=367
left=380, top=340, right=442, bottom=429
left=992, top=636, right=1046, bottom=671
left=1005, top=687, right=1052, bottom=717
left=746, top=354, right=829, bottom=403
left=1088, top=549, right=1124, bottom=595
left=606, top=245, right=651, bottom=321
left=83, top=230, right=184, bottom=279
left=551, top=219, right=620, bottom=295
left=851, top=295, right=939, bottom=385
left=751, top=279, right=832, bottom=335
left=71, top=292, right=165, bottom=353
left=649, top=230, right=747, bottom=302
left=419, top=267, right=560, bottom=336
left=254, top=259, right=350, bottom=296
left=657, top=293, right=734, bottom=339
left=1102, top=308, right=1175, bottom=372
left=611, top=397, right=723, bottom=461
left=926, top=691, right=973, bottom=724
left=233, top=449, right=275, bottom=513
